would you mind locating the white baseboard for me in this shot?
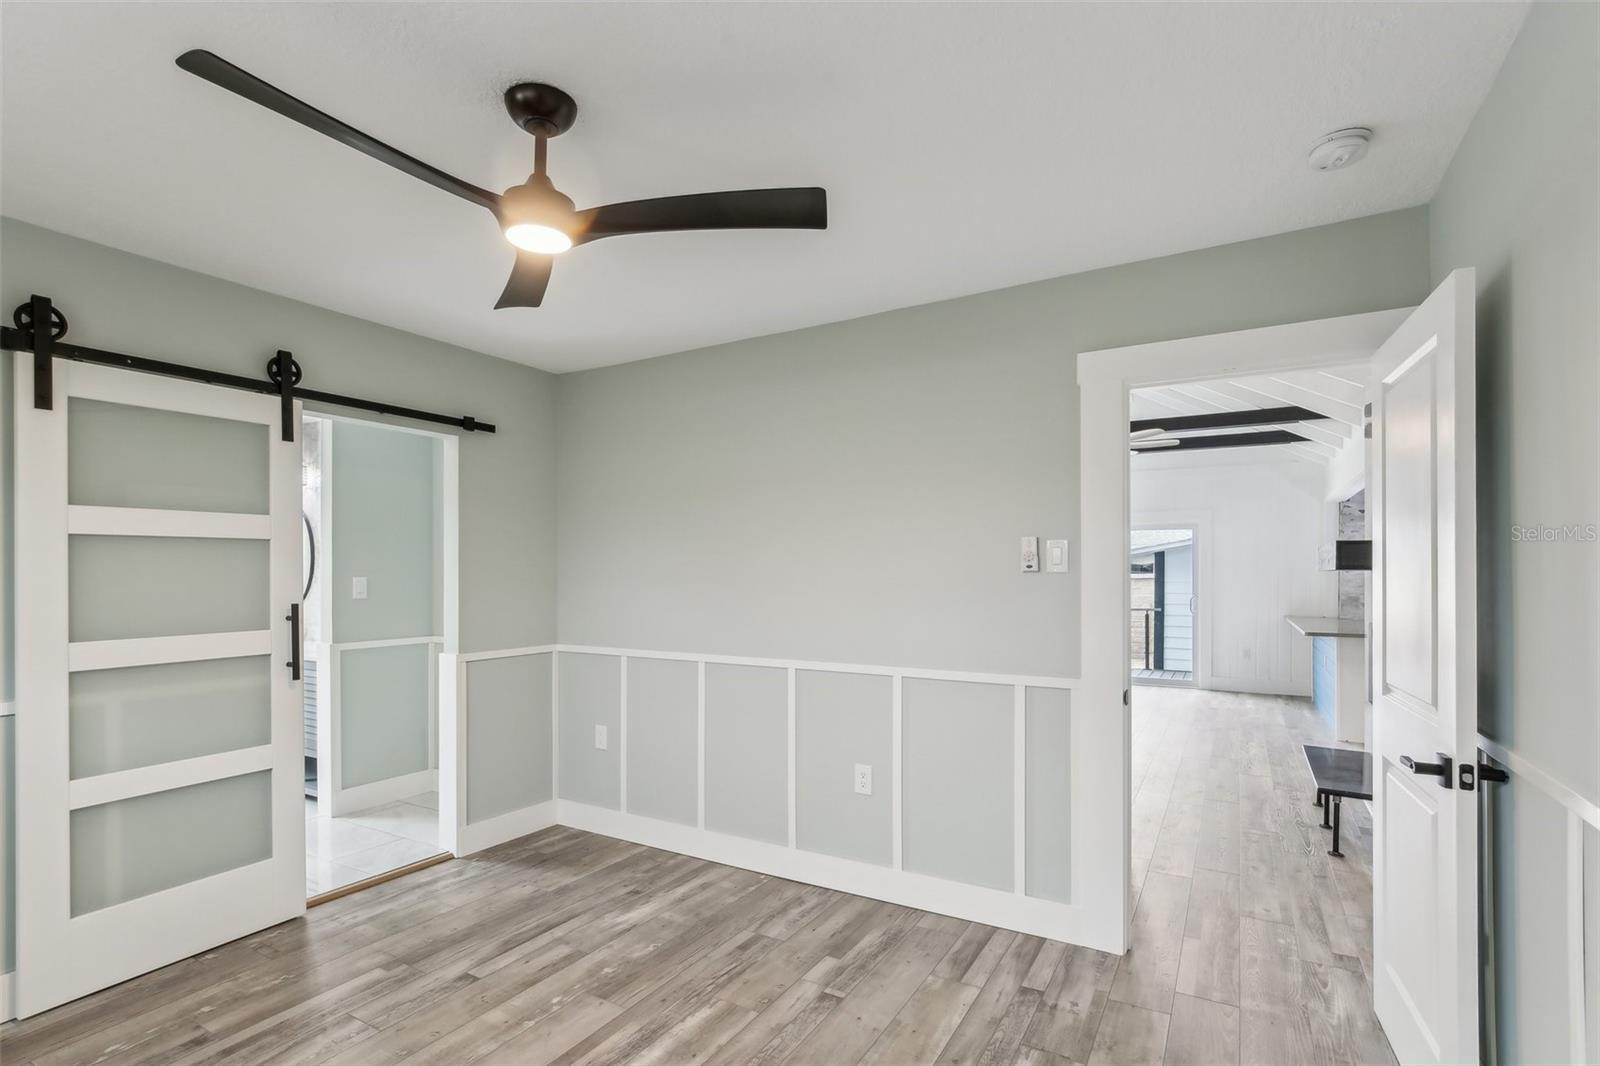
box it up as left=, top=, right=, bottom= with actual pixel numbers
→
left=457, top=800, right=558, bottom=855
left=0, top=971, right=13, bottom=1023
left=324, top=768, right=438, bottom=818
left=556, top=801, right=1122, bottom=954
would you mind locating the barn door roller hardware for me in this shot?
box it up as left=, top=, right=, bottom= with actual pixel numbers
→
left=4, top=295, right=496, bottom=442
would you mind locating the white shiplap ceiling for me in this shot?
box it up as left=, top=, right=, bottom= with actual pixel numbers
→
left=1131, top=363, right=1369, bottom=465
left=0, top=2, right=1526, bottom=372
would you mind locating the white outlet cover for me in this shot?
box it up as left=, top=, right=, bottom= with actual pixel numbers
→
left=351, top=576, right=368, bottom=600
left=854, top=763, right=873, bottom=795
left=594, top=724, right=608, bottom=750
left=1046, top=539, right=1069, bottom=573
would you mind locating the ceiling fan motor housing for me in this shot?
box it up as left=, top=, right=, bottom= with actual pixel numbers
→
left=498, top=174, right=577, bottom=234
left=504, top=82, right=579, bottom=137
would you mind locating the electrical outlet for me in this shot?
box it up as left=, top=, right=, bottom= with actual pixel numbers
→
left=1046, top=539, right=1069, bottom=573
left=594, top=724, right=608, bottom=750
left=351, top=576, right=368, bottom=600
left=854, top=763, right=873, bottom=795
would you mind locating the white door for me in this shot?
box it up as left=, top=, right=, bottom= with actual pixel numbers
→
left=1370, top=269, right=1479, bottom=1065
left=13, top=355, right=304, bottom=1017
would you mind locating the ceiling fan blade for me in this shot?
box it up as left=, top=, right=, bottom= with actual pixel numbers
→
left=495, top=251, right=554, bottom=309
left=176, top=49, right=499, bottom=213
left=574, top=188, right=826, bottom=244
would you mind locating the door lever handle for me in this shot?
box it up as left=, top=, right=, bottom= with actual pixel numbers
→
left=1400, top=752, right=1453, bottom=788
left=286, top=603, right=302, bottom=681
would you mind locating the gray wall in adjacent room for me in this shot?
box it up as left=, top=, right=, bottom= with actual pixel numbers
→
left=703, top=663, right=789, bottom=845
left=1426, top=4, right=1600, bottom=1062
left=338, top=643, right=430, bottom=790
left=555, top=209, right=1431, bottom=678
left=625, top=657, right=698, bottom=826
left=557, top=652, right=622, bottom=810
left=331, top=420, right=440, bottom=644
left=466, top=653, right=553, bottom=823
left=330, top=419, right=440, bottom=788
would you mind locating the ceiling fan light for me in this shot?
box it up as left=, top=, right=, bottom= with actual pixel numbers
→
left=504, top=222, right=573, bottom=254
left=498, top=176, right=577, bottom=254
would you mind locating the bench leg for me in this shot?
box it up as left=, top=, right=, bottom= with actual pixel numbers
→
left=1319, top=791, right=1331, bottom=828
left=1327, top=796, right=1344, bottom=858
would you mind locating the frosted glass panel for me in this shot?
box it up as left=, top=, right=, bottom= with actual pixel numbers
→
left=70, top=769, right=271, bottom=916
left=70, top=656, right=271, bottom=779
left=69, top=536, right=269, bottom=642
left=68, top=398, right=269, bottom=513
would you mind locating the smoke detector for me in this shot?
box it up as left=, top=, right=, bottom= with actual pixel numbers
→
left=1308, top=127, right=1373, bottom=171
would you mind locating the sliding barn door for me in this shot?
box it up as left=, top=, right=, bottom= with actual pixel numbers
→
left=13, top=355, right=304, bottom=1017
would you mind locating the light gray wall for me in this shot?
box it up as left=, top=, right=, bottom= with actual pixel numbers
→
left=624, top=657, right=698, bottom=826
left=703, top=663, right=788, bottom=845
left=557, top=652, right=622, bottom=810
left=795, top=670, right=893, bottom=867
left=465, top=652, right=553, bottom=823
left=330, top=420, right=439, bottom=644
left=901, top=678, right=1013, bottom=890
left=1426, top=4, right=1600, bottom=1061
left=1024, top=687, right=1071, bottom=903
left=555, top=208, right=1431, bottom=678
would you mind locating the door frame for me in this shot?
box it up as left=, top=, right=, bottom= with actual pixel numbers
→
left=1077, top=306, right=1412, bottom=937
left=301, top=409, right=462, bottom=853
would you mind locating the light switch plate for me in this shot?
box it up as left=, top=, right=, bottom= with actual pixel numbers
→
left=352, top=576, right=368, bottom=600
left=1046, top=539, right=1069, bottom=573
left=854, top=763, right=873, bottom=795
left=594, top=724, right=608, bottom=750
left=1021, top=536, right=1039, bottom=572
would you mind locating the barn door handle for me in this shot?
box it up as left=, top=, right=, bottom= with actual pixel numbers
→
left=1400, top=752, right=1453, bottom=788
left=286, top=603, right=302, bottom=681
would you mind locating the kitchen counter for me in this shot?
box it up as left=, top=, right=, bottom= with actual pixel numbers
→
left=1286, top=615, right=1367, bottom=743
left=1285, top=615, right=1366, bottom=638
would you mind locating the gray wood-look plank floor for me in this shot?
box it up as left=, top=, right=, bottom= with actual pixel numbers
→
left=1, top=687, right=1395, bottom=1066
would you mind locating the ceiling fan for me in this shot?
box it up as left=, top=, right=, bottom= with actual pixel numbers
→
left=175, top=50, right=828, bottom=309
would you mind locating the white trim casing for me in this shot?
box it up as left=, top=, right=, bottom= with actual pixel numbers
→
left=1078, top=308, right=1413, bottom=954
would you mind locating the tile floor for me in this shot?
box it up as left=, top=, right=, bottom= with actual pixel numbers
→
left=304, top=790, right=445, bottom=896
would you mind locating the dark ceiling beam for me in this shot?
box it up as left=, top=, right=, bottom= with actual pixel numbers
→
left=1129, top=405, right=1325, bottom=434
left=1132, top=429, right=1309, bottom=452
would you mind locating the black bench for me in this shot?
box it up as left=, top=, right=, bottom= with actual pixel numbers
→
left=1301, top=744, right=1373, bottom=858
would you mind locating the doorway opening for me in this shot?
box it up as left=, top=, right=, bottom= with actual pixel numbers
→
left=300, top=413, right=454, bottom=898
left=1129, top=528, right=1195, bottom=684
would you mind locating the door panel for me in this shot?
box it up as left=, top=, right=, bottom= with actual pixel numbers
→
left=14, top=354, right=303, bottom=1017
left=67, top=535, right=271, bottom=640
left=67, top=396, right=270, bottom=513
left=1380, top=357, right=1437, bottom=708
left=1371, top=269, right=1478, bottom=1065
left=69, top=770, right=273, bottom=915
left=68, top=656, right=273, bottom=777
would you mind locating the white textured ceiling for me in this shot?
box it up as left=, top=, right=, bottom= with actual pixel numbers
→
left=0, top=2, right=1525, bottom=372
